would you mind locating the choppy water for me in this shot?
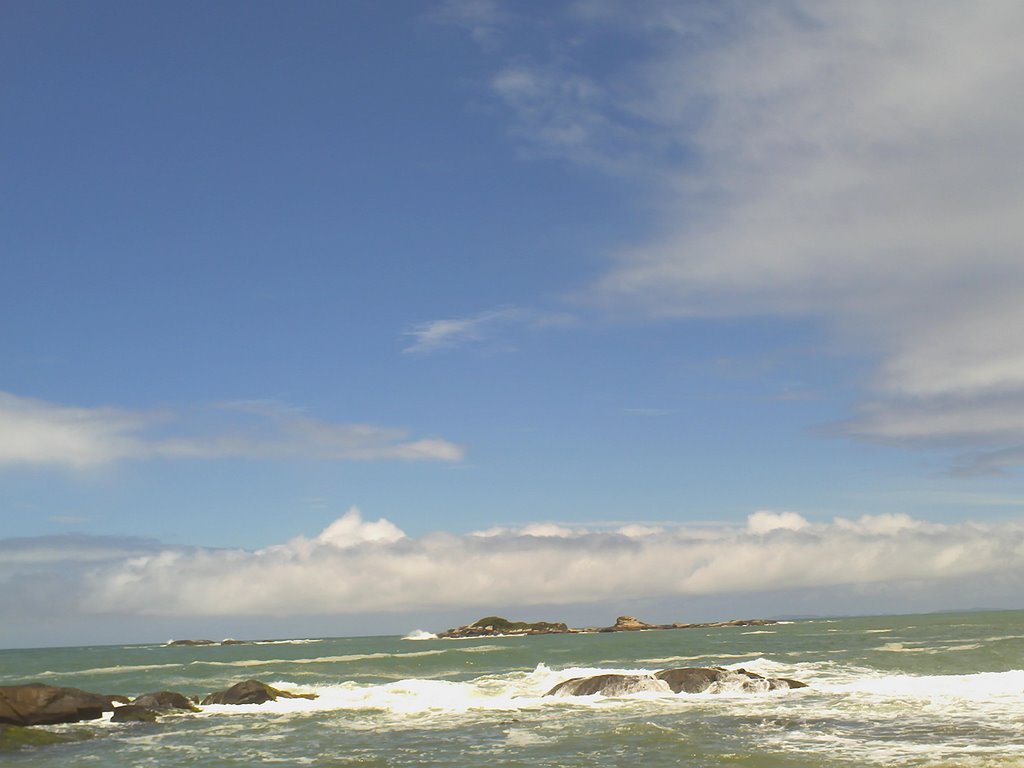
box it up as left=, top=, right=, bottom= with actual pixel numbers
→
left=3, top=610, right=1024, bottom=766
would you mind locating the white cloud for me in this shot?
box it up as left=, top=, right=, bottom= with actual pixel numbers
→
left=747, top=510, right=808, bottom=535
left=0, top=392, right=464, bottom=467
left=314, top=506, right=406, bottom=549
left=51, top=509, right=1024, bottom=617
left=403, top=307, right=573, bottom=354
left=471, top=1, right=1024, bottom=471
left=0, top=392, right=158, bottom=468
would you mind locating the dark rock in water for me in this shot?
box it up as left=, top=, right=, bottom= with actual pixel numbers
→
left=111, top=705, right=158, bottom=723
left=776, top=678, right=808, bottom=690
left=545, top=673, right=669, bottom=697
left=655, top=667, right=727, bottom=693
left=546, top=667, right=808, bottom=697
left=0, top=684, right=127, bottom=726
left=0, top=723, right=93, bottom=750
left=200, top=679, right=318, bottom=706
left=167, top=639, right=218, bottom=646
left=219, top=639, right=246, bottom=645
left=658, top=667, right=807, bottom=693
left=132, top=691, right=199, bottom=712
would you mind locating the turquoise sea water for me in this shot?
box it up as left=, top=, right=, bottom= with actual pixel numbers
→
left=3, top=610, right=1024, bottom=766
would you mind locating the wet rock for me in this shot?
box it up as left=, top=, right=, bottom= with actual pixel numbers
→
left=655, top=667, right=727, bottom=693
left=0, top=684, right=127, bottom=726
left=545, top=667, right=808, bottom=697
left=132, top=691, right=199, bottom=712
left=111, top=705, right=158, bottom=723
left=200, top=679, right=318, bottom=706
left=545, top=673, right=669, bottom=697
left=0, top=723, right=93, bottom=750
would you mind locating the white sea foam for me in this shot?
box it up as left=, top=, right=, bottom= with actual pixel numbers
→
left=251, top=638, right=324, bottom=645
left=741, top=630, right=776, bottom=635
left=817, top=669, right=1024, bottom=700
left=874, top=642, right=983, bottom=654
left=637, top=653, right=765, bottom=664
left=34, top=662, right=183, bottom=678
left=187, top=645, right=505, bottom=670
left=402, top=630, right=438, bottom=641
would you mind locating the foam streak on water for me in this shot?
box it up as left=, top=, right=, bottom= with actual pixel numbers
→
left=3, top=610, right=1024, bottom=767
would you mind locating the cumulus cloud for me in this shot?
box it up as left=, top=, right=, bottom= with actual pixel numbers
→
left=0, top=392, right=464, bottom=467
left=469, top=1, right=1024, bottom=471
left=18, top=508, right=1014, bottom=618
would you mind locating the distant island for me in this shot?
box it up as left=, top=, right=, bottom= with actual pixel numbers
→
left=437, top=615, right=778, bottom=639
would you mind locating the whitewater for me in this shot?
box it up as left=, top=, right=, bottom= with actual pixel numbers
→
left=2, top=610, right=1024, bottom=766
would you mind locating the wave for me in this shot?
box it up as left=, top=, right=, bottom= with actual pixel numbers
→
left=251, top=638, right=325, bottom=645
left=31, top=662, right=184, bottom=678
left=816, top=668, right=1024, bottom=700
left=874, top=642, right=983, bottom=654
left=637, top=652, right=764, bottom=664
left=192, top=660, right=808, bottom=719
left=402, top=630, right=438, bottom=641
left=178, top=659, right=1024, bottom=725
left=187, top=645, right=507, bottom=670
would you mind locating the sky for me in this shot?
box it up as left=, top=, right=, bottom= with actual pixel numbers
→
left=3, top=0, right=1024, bottom=648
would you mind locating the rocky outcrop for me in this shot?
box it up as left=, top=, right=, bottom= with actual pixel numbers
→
left=132, top=691, right=199, bottom=712
left=545, top=667, right=807, bottom=696
left=439, top=616, right=572, bottom=639
left=167, top=639, right=218, bottom=646
left=655, top=667, right=727, bottom=693
left=0, top=684, right=128, bottom=726
left=439, top=615, right=780, bottom=638
left=597, top=615, right=673, bottom=632
left=671, top=619, right=779, bottom=629
left=546, top=673, right=669, bottom=697
left=200, top=679, right=318, bottom=706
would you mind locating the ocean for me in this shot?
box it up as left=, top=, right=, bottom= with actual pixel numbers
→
left=2, top=610, right=1023, bottom=766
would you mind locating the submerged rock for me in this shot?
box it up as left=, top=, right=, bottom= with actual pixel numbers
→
left=200, top=679, right=318, bottom=706
left=132, top=691, right=199, bottom=712
left=0, top=684, right=127, bottom=726
left=545, top=667, right=808, bottom=697
left=111, top=705, right=159, bottom=723
left=0, top=723, right=93, bottom=750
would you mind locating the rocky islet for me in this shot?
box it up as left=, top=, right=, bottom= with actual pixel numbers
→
left=438, top=614, right=781, bottom=638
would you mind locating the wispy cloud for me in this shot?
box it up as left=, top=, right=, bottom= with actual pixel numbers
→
left=430, top=0, right=509, bottom=50
left=464, top=0, right=1024, bottom=472
left=12, top=508, right=1015, bottom=618
left=402, top=306, right=572, bottom=354
left=0, top=392, right=464, bottom=468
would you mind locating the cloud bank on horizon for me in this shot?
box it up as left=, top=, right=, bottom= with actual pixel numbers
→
left=3, top=507, right=1019, bottom=627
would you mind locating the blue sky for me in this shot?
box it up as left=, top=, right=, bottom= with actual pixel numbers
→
left=4, top=0, right=1024, bottom=647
